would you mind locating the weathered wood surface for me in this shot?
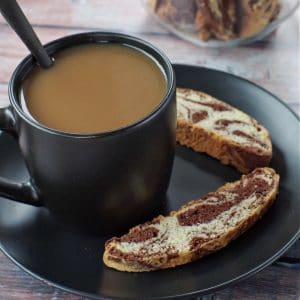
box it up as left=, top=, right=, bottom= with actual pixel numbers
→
left=0, top=0, right=167, bottom=33
left=0, top=1, right=299, bottom=299
left=0, top=1, right=299, bottom=111
left=0, top=240, right=299, bottom=300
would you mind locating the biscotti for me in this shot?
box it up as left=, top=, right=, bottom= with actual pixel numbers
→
left=148, top=0, right=280, bottom=41
left=176, top=88, right=272, bottom=173
left=238, top=0, right=281, bottom=38
left=104, top=168, right=279, bottom=272
left=149, top=0, right=197, bottom=31
left=195, top=0, right=237, bottom=41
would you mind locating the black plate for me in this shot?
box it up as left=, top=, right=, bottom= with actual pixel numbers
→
left=0, top=65, right=299, bottom=299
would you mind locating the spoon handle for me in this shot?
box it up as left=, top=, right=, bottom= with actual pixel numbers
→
left=0, top=0, right=53, bottom=69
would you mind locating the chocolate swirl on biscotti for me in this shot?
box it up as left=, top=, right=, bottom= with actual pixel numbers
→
left=176, top=88, right=272, bottom=173
left=103, top=168, right=279, bottom=272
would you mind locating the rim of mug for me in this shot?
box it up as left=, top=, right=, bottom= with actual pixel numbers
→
left=8, top=31, right=176, bottom=139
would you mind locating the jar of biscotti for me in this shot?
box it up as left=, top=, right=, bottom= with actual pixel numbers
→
left=142, top=0, right=300, bottom=47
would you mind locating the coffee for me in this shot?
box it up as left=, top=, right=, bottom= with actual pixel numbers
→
left=22, top=44, right=167, bottom=134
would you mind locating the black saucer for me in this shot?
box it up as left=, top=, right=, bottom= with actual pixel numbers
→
left=0, top=65, right=299, bottom=299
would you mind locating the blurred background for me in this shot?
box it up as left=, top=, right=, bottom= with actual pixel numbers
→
left=0, top=0, right=299, bottom=115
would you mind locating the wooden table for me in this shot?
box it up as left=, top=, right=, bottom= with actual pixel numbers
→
left=0, top=1, right=299, bottom=299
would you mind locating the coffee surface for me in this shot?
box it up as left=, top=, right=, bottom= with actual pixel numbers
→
left=22, top=44, right=167, bottom=134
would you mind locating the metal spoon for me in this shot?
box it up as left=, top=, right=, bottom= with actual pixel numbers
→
left=0, top=0, right=53, bottom=69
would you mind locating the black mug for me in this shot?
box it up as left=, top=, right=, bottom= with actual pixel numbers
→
left=0, top=32, right=176, bottom=233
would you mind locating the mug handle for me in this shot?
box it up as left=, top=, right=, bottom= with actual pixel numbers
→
left=0, top=106, right=43, bottom=206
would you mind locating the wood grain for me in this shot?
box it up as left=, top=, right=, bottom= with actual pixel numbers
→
left=0, top=0, right=299, bottom=299
left=217, top=266, right=300, bottom=300
left=0, top=0, right=166, bottom=33
left=0, top=243, right=300, bottom=300
left=0, top=14, right=299, bottom=107
left=0, top=251, right=83, bottom=300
